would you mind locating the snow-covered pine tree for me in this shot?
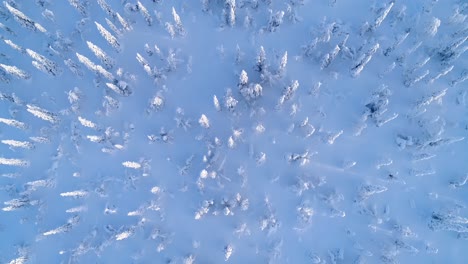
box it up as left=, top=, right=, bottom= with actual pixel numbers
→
left=238, top=70, right=248, bottom=88
left=383, top=28, right=410, bottom=56
left=68, top=0, right=88, bottom=17
left=76, top=52, right=114, bottom=80
left=116, top=12, right=132, bottom=31
left=0, top=117, right=28, bottom=130
left=165, top=22, right=176, bottom=39
left=86, top=41, right=115, bottom=69
left=241, top=83, right=262, bottom=101
left=0, top=63, right=30, bottom=80
left=320, top=45, right=340, bottom=70
left=425, top=17, right=441, bottom=37
left=224, top=0, right=236, bottom=27
left=351, top=43, right=380, bottom=77
left=4, top=39, right=25, bottom=53
left=277, top=51, right=288, bottom=76
left=26, top=104, right=59, bottom=124
left=95, top=21, right=121, bottom=52
left=0, top=157, right=30, bottom=167
left=428, top=65, right=454, bottom=84
left=278, top=80, right=299, bottom=106
left=451, top=70, right=467, bottom=87
left=202, top=0, right=210, bottom=12
left=97, top=0, right=116, bottom=19
left=137, top=1, right=153, bottom=26
left=438, top=35, right=467, bottom=63
left=136, top=52, right=153, bottom=76
left=172, top=7, right=185, bottom=35
left=64, top=59, right=84, bottom=77
left=199, top=114, right=210, bottom=128
left=4, top=2, right=47, bottom=33
left=266, top=10, right=285, bottom=32
left=26, top=49, right=62, bottom=76
left=255, top=46, right=267, bottom=72
left=370, top=0, right=394, bottom=31
left=105, top=18, right=122, bottom=37
left=235, top=44, right=243, bottom=64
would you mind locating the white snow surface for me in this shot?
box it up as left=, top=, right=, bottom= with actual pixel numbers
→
left=0, top=0, right=467, bottom=263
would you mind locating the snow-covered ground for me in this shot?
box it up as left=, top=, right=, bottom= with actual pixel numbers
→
left=0, top=0, right=467, bottom=263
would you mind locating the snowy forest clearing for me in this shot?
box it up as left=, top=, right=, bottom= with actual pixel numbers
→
left=0, top=0, right=467, bottom=263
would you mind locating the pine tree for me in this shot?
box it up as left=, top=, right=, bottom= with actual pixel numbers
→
left=213, top=95, right=221, bottom=111
left=97, top=0, right=115, bottom=18
left=165, top=22, right=176, bottom=39
left=68, top=0, right=88, bottom=16
left=202, top=0, right=210, bottom=12
left=238, top=70, right=248, bottom=88
left=116, top=12, right=132, bottom=31
left=4, top=2, right=47, bottom=33
left=95, top=22, right=121, bottom=52
left=320, top=45, right=340, bottom=70
left=438, top=36, right=467, bottom=62
left=172, top=7, right=185, bottom=35
left=137, top=1, right=153, bottom=26
left=266, top=10, right=285, bottom=32
left=278, top=80, right=299, bottom=106
left=370, top=1, right=394, bottom=31
left=76, top=52, right=114, bottom=80
left=199, top=114, right=210, bottom=128
left=4, top=39, right=25, bottom=53
left=0, top=117, right=28, bottom=130
left=0, top=158, right=30, bottom=167
left=351, top=43, right=379, bottom=77
left=0, top=63, right=30, bottom=80
left=26, top=49, right=62, bottom=76
left=255, top=46, right=267, bottom=72
left=86, top=41, right=115, bottom=69
left=105, top=18, right=122, bottom=37
left=277, top=51, right=288, bottom=76
left=224, top=0, right=236, bottom=27
left=240, top=83, right=262, bottom=101
left=451, top=70, right=467, bottom=87
left=383, top=29, right=410, bottom=56
left=26, top=104, right=59, bottom=124
left=64, top=59, right=84, bottom=77
left=425, top=17, right=441, bottom=37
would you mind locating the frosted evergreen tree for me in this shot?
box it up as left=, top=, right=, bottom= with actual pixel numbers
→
left=277, top=51, right=288, bottom=76
left=26, top=49, right=62, bottom=76
left=105, top=18, right=122, bottom=37
left=425, top=17, right=441, bottom=37
left=370, top=0, right=394, bottom=31
left=165, top=22, right=176, bottom=38
left=278, top=80, right=299, bottom=106
left=351, top=43, right=380, bottom=77
left=68, top=0, right=88, bottom=16
left=238, top=70, right=248, bottom=88
left=172, top=7, right=185, bottom=35
left=320, top=45, right=340, bottom=70
left=266, top=10, right=285, bottom=32
left=97, top=0, right=116, bottom=18
left=116, top=12, right=132, bottom=31
left=255, top=46, right=267, bottom=73
left=95, top=22, right=121, bottom=52
left=451, top=70, right=467, bottom=87
left=438, top=35, right=467, bottom=62
left=224, top=0, right=236, bottom=27
left=137, top=1, right=153, bottom=26
left=86, top=41, right=115, bottom=69
left=4, top=2, right=47, bottom=33
left=0, top=63, right=30, bottom=80
left=240, top=79, right=262, bottom=101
